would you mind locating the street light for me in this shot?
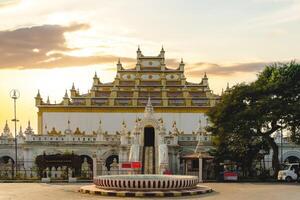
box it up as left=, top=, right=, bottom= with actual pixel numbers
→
left=10, top=89, right=20, bottom=176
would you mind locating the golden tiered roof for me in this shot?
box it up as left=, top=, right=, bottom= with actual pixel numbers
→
left=35, top=47, right=220, bottom=108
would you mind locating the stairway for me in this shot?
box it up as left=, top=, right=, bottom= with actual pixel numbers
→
left=143, top=146, right=154, bottom=174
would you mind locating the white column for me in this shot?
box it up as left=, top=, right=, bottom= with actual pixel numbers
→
left=198, top=158, right=203, bottom=183
left=92, top=156, right=97, bottom=178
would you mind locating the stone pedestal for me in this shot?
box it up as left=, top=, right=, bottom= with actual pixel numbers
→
left=41, top=177, right=51, bottom=183
left=198, top=158, right=203, bottom=182
left=68, top=177, right=77, bottom=183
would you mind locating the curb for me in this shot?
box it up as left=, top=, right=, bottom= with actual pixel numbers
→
left=79, top=186, right=213, bottom=197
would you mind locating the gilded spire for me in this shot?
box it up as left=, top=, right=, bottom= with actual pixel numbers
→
left=161, top=45, right=165, bottom=52
left=71, top=82, right=75, bottom=90
left=64, top=90, right=69, bottom=99
left=180, top=58, right=184, bottom=64
left=94, top=71, right=98, bottom=79
left=226, top=82, right=230, bottom=90
left=204, top=72, right=207, bottom=79
left=46, top=96, right=50, bottom=104
left=36, top=89, right=41, bottom=98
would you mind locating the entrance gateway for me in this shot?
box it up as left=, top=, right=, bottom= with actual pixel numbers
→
left=143, top=126, right=155, bottom=174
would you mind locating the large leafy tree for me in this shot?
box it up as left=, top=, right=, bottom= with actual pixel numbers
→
left=207, top=62, right=300, bottom=176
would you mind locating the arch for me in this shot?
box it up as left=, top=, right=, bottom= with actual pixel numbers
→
left=284, top=156, right=300, bottom=163
left=0, top=156, right=14, bottom=164
left=105, top=155, right=119, bottom=171
left=80, top=154, right=93, bottom=178
left=281, top=151, right=300, bottom=163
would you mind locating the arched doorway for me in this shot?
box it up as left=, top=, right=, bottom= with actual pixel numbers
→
left=79, top=155, right=93, bottom=179
left=144, top=127, right=155, bottom=147
left=284, top=156, right=300, bottom=163
left=0, top=156, right=14, bottom=178
left=105, top=155, right=119, bottom=174
left=143, top=126, right=155, bottom=174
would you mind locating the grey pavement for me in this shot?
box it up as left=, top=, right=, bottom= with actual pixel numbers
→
left=0, top=182, right=299, bottom=200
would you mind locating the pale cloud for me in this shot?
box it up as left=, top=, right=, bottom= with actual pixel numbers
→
left=185, top=62, right=271, bottom=77
left=251, top=0, right=300, bottom=26
left=0, top=0, right=20, bottom=8
left=0, top=23, right=137, bottom=69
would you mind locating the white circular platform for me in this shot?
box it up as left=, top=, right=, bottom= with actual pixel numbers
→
left=93, top=175, right=199, bottom=191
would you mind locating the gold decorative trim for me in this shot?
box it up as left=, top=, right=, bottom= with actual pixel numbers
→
left=38, top=106, right=209, bottom=113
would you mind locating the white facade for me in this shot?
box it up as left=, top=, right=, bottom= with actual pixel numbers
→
left=42, top=112, right=208, bottom=135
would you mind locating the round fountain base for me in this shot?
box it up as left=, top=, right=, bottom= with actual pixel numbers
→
left=79, top=184, right=213, bottom=197
left=80, top=175, right=213, bottom=197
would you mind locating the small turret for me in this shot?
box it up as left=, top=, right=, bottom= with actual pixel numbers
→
left=63, top=90, right=69, bottom=105
left=224, top=83, right=230, bottom=94
left=2, top=120, right=12, bottom=138
left=18, top=125, right=24, bottom=137
left=70, top=83, right=76, bottom=97
left=93, top=72, right=100, bottom=85
left=46, top=96, right=50, bottom=104
left=24, top=120, right=34, bottom=135
left=159, top=45, right=165, bottom=58
left=202, top=72, right=208, bottom=86
left=179, top=58, right=185, bottom=71
left=35, top=90, right=43, bottom=106
left=117, top=58, right=123, bottom=71
left=137, top=45, right=143, bottom=58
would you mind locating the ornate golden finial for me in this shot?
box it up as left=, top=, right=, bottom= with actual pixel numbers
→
left=161, top=45, right=165, bottom=52
left=47, top=96, right=50, bottom=104
left=180, top=58, right=184, bottom=64
left=204, top=72, right=207, bottom=78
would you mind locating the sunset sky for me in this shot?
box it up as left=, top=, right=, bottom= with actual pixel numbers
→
left=0, top=0, right=300, bottom=132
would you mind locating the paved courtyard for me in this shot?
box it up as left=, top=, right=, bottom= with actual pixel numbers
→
left=0, top=182, right=299, bottom=200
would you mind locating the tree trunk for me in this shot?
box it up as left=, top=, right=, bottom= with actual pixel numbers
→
left=265, top=136, right=280, bottom=177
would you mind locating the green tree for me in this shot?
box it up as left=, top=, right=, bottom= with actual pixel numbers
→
left=208, top=62, right=300, bottom=176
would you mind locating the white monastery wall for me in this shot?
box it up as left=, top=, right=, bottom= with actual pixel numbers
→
left=42, top=112, right=208, bottom=135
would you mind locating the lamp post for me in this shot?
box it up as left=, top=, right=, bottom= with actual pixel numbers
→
left=280, top=121, right=283, bottom=164
left=10, top=89, right=20, bottom=176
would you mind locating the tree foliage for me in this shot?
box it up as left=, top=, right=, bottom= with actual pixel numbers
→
left=207, top=61, right=300, bottom=176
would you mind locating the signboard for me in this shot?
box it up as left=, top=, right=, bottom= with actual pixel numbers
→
left=131, top=162, right=142, bottom=169
left=121, top=162, right=131, bottom=169
left=121, top=162, right=142, bottom=169
left=224, top=172, right=238, bottom=181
